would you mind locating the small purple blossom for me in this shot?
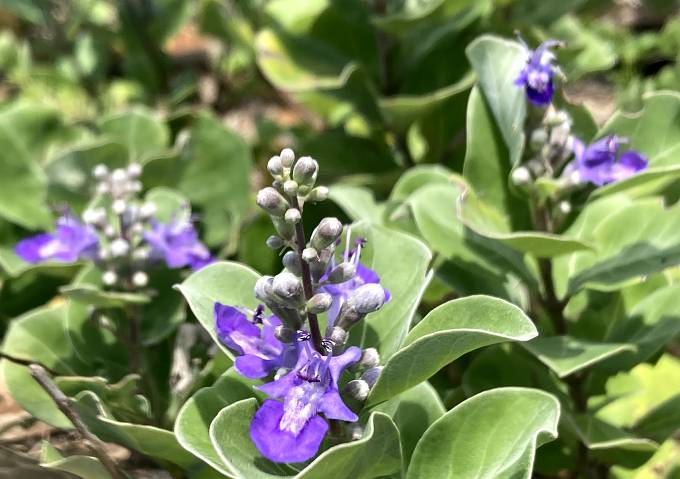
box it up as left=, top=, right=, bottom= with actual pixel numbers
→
left=571, top=136, right=648, bottom=186
left=250, top=341, right=361, bottom=463
left=320, top=235, right=390, bottom=328
left=214, top=303, right=296, bottom=379
left=15, top=216, right=98, bottom=264
left=515, top=40, right=561, bottom=106
left=144, top=219, right=212, bottom=271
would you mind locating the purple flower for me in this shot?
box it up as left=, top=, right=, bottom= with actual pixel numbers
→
left=250, top=341, right=361, bottom=463
left=15, top=216, right=98, bottom=264
left=515, top=40, right=561, bottom=106
left=144, top=219, right=212, bottom=271
left=320, top=237, right=390, bottom=328
left=214, top=303, right=296, bottom=379
left=572, top=136, right=648, bottom=186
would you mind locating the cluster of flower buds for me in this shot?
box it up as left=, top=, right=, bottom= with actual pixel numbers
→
left=214, top=148, right=390, bottom=463
left=85, top=163, right=156, bottom=289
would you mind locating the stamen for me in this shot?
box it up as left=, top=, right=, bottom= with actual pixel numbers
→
left=252, top=304, right=265, bottom=324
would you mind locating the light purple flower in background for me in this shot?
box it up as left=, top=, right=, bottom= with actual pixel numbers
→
left=250, top=341, right=361, bottom=463
left=144, top=219, right=212, bottom=271
left=15, top=216, right=98, bottom=264
left=515, top=40, right=561, bottom=106
left=320, top=236, right=390, bottom=328
left=215, top=303, right=296, bottom=379
left=571, top=135, right=648, bottom=186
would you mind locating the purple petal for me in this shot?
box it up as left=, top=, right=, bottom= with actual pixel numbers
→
left=355, top=263, right=380, bottom=284
left=526, top=81, right=554, bottom=106
left=328, top=346, right=362, bottom=386
left=250, top=400, right=328, bottom=463
left=14, top=233, right=56, bottom=263
left=214, top=303, right=259, bottom=354
left=235, top=355, right=271, bottom=379
left=319, top=389, right=358, bottom=422
left=258, top=371, right=299, bottom=398
left=619, top=150, right=648, bottom=173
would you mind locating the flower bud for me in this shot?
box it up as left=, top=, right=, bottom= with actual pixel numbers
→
left=347, top=422, right=364, bottom=441
left=266, top=235, right=284, bottom=250
left=111, top=168, right=128, bottom=184
left=292, top=156, right=318, bottom=186
left=93, top=164, right=109, bottom=180
left=272, top=272, right=303, bottom=305
left=361, top=366, right=383, bottom=388
left=306, top=293, right=333, bottom=314
left=127, top=163, right=142, bottom=178
left=128, top=180, right=143, bottom=193
left=274, top=325, right=295, bottom=343
left=302, top=247, right=318, bottom=263
left=357, top=348, right=380, bottom=370
left=132, top=271, right=148, bottom=287
left=344, top=380, right=369, bottom=402
left=132, top=247, right=149, bottom=260
left=329, top=326, right=348, bottom=347
left=272, top=217, right=294, bottom=241
left=310, top=217, right=343, bottom=250
left=254, top=276, right=275, bottom=303
left=102, top=270, right=117, bottom=286
left=347, top=283, right=386, bottom=314
left=285, top=208, right=301, bottom=224
left=112, top=199, right=127, bottom=215
left=327, top=262, right=356, bottom=284
left=140, top=202, right=157, bottom=219
left=104, top=225, right=116, bottom=238
left=282, top=251, right=302, bottom=276
left=267, top=156, right=283, bottom=177
left=511, top=166, right=532, bottom=187
left=110, top=238, right=130, bottom=257
left=280, top=148, right=295, bottom=168
left=96, top=182, right=110, bottom=195
left=558, top=200, right=571, bottom=215
left=256, top=187, right=289, bottom=217
left=308, top=186, right=329, bottom=202
left=283, top=180, right=298, bottom=196
left=82, top=207, right=106, bottom=226
left=530, top=129, right=548, bottom=151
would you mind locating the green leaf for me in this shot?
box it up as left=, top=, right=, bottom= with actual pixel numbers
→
left=1, top=305, right=88, bottom=428
left=328, top=185, right=383, bottom=224
left=209, top=398, right=401, bottom=479
left=178, top=113, right=251, bottom=246
left=100, top=108, right=169, bottom=162
left=73, top=390, right=198, bottom=469
left=556, top=198, right=680, bottom=295
left=346, top=223, right=432, bottom=360
left=522, top=336, right=635, bottom=378
left=175, top=369, right=259, bottom=477
left=466, top=35, right=526, bottom=165
left=145, top=187, right=189, bottom=223
left=600, top=284, right=680, bottom=372
left=0, top=105, right=52, bottom=229
left=374, top=381, right=445, bottom=463
left=367, top=296, right=537, bottom=406
left=177, top=261, right=260, bottom=357
left=633, top=394, right=680, bottom=443
left=407, top=387, right=559, bottom=478
left=41, top=441, right=115, bottom=479
left=59, top=284, right=150, bottom=308
left=565, top=414, right=657, bottom=469
left=389, top=165, right=451, bottom=201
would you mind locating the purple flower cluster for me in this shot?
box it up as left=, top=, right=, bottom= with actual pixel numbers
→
left=145, top=219, right=213, bottom=271
left=571, top=136, right=648, bottom=186
left=515, top=40, right=561, bottom=106
left=15, top=215, right=98, bottom=264
left=215, top=240, right=388, bottom=463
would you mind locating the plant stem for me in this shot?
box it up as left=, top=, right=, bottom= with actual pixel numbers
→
left=29, top=364, right=125, bottom=479
left=290, top=196, right=324, bottom=353
left=0, top=352, right=60, bottom=376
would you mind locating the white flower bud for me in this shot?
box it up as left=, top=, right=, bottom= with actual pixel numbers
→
left=93, top=164, right=109, bottom=180
left=308, top=186, right=329, bottom=202
left=102, top=270, right=117, bottom=286
left=266, top=235, right=284, bottom=250
left=128, top=180, right=143, bottom=193
left=327, top=262, right=356, bottom=284
left=140, top=202, right=157, bottom=219
left=112, top=199, right=126, bottom=215
left=256, top=187, right=289, bottom=217
left=358, top=348, right=380, bottom=370
left=127, top=163, right=142, bottom=178
left=292, top=156, right=318, bottom=186
left=133, top=247, right=149, bottom=260
left=344, top=380, right=370, bottom=402
left=110, top=238, right=130, bottom=257
left=283, top=180, right=298, bottom=196
left=254, top=276, right=275, bottom=303
left=267, top=156, right=283, bottom=177
left=285, top=208, right=301, bottom=224
left=282, top=251, right=302, bottom=276
left=306, top=293, right=333, bottom=314
left=329, top=326, right=348, bottom=346
left=132, top=271, right=148, bottom=287
left=347, top=422, right=364, bottom=441
left=280, top=148, right=295, bottom=168
left=347, top=284, right=386, bottom=314
left=558, top=200, right=572, bottom=215
left=302, top=247, right=318, bottom=262
left=96, top=182, right=110, bottom=195
left=272, top=272, right=303, bottom=305
left=111, top=168, right=128, bottom=184
left=511, top=166, right=532, bottom=187
left=104, top=225, right=117, bottom=238
left=98, top=247, right=111, bottom=261
left=130, top=223, right=144, bottom=235
left=310, top=217, right=343, bottom=250
left=82, top=207, right=106, bottom=225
